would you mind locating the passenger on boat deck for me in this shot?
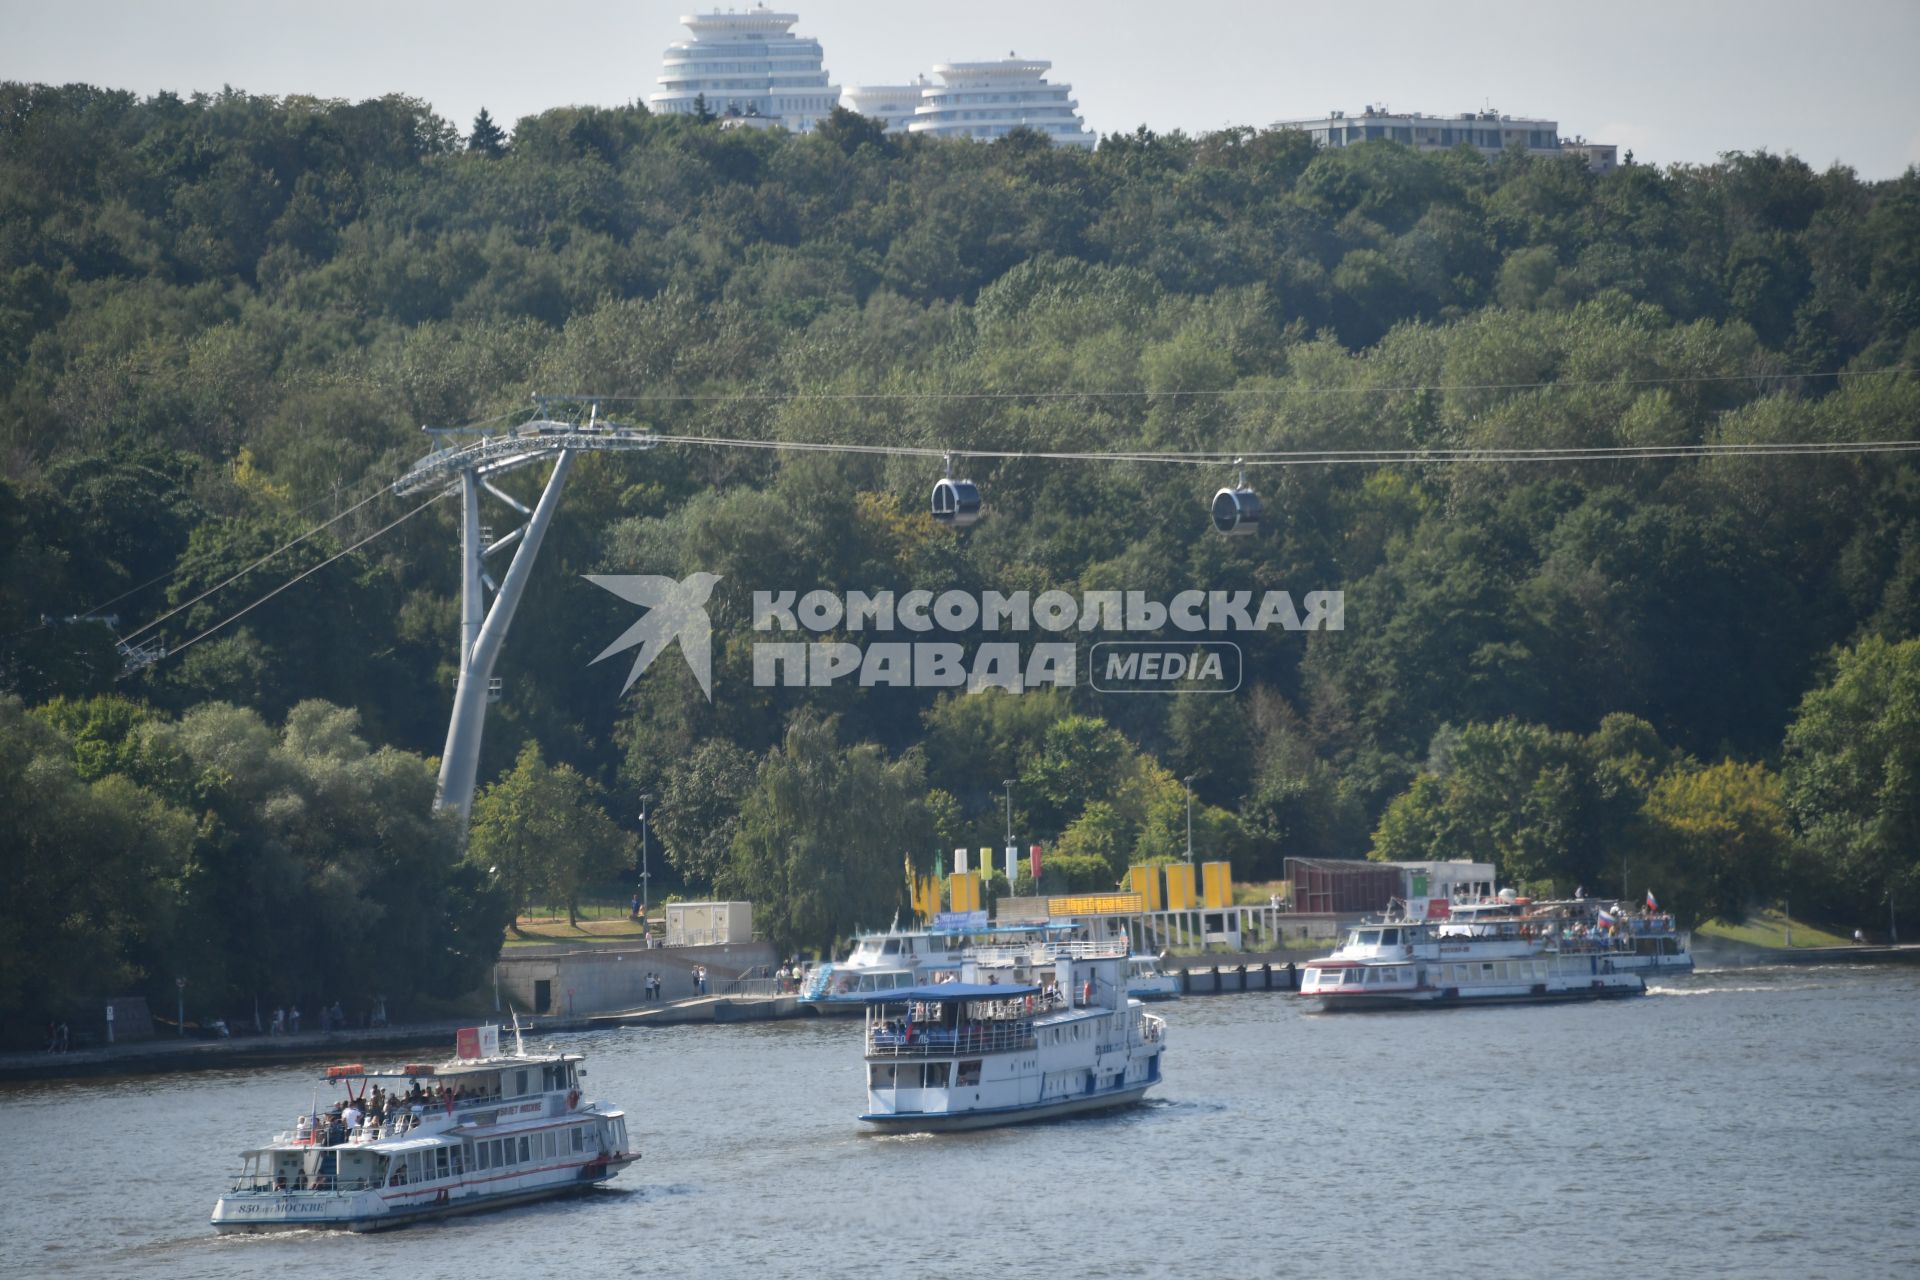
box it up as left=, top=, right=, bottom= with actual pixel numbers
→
left=274, top=1172, right=288, bottom=1191
left=295, top=1113, right=312, bottom=1140
left=343, top=1102, right=364, bottom=1130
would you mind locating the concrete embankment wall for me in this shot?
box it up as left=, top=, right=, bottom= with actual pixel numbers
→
left=493, top=941, right=777, bottom=1016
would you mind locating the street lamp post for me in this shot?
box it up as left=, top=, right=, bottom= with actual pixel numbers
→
left=1002, top=779, right=1015, bottom=887
left=1183, top=774, right=1197, bottom=863
left=637, top=795, right=653, bottom=919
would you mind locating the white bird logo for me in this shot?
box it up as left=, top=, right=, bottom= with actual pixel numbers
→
left=586, top=572, right=723, bottom=700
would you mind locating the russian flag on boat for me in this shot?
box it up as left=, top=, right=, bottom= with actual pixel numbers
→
left=1646, top=889, right=1659, bottom=911
left=1595, top=906, right=1617, bottom=927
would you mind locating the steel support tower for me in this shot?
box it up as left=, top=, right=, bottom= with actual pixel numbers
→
left=397, top=404, right=656, bottom=821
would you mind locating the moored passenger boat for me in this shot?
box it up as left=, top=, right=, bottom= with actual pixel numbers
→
left=1302, top=904, right=1647, bottom=1010
left=1125, top=954, right=1181, bottom=1000
left=1445, top=893, right=1693, bottom=976
left=209, top=1024, right=636, bottom=1232
left=856, top=953, right=1166, bottom=1132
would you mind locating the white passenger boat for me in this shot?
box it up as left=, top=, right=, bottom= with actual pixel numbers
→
left=209, top=1024, right=636, bottom=1232
left=1126, top=954, right=1181, bottom=1000
left=856, top=953, right=1167, bottom=1132
left=1302, top=903, right=1647, bottom=1010
left=1446, top=894, right=1693, bottom=976
left=801, top=918, right=1107, bottom=1005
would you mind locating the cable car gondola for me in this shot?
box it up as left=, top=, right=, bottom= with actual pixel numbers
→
left=1210, top=459, right=1261, bottom=536
left=930, top=456, right=982, bottom=528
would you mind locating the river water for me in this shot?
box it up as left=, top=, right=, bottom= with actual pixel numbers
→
left=6, top=964, right=1918, bottom=1279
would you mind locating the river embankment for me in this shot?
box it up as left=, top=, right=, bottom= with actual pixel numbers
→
left=8, top=942, right=1913, bottom=1083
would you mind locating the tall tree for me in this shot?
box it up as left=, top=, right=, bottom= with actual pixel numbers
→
left=468, top=107, right=506, bottom=157
left=468, top=740, right=634, bottom=927
left=1782, top=637, right=1920, bottom=929
left=722, top=710, right=934, bottom=953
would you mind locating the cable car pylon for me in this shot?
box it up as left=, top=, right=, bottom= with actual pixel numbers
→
left=397, top=396, right=657, bottom=821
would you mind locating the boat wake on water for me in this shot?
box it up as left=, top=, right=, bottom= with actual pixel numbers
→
left=1649, top=981, right=1835, bottom=996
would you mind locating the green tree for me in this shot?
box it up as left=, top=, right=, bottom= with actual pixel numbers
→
left=1782, top=637, right=1920, bottom=928
left=1643, top=759, right=1790, bottom=925
left=469, top=741, right=634, bottom=927
left=722, top=710, right=934, bottom=953
left=467, top=107, right=506, bottom=157
left=656, top=738, right=757, bottom=890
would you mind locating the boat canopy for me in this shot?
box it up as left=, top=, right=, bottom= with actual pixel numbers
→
left=851, top=982, right=1041, bottom=1002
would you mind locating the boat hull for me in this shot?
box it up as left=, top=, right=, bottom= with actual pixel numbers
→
left=1315, top=978, right=1645, bottom=1012
left=210, top=1160, right=633, bottom=1233
left=859, top=1083, right=1155, bottom=1133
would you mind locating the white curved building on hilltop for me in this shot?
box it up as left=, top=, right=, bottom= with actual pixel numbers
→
left=647, top=7, right=839, bottom=132
left=839, top=79, right=928, bottom=132
left=891, top=59, right=1095, bottom=149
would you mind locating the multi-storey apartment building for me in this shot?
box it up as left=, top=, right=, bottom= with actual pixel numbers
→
left=1275, top=104, right=1614, bottom=170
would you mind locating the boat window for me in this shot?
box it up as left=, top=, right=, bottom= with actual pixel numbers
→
left=1381, top=928, right=1399, bottom=945
left=435, top=1148, right=450, bottom=1180
left=926, top=1062, right=950, bottom=1088
left=450, top=1146, right=464, bottom=1176
left=572, top=1127, right=585, bottom=1153
left=519, top=1137, right=531, bottom=1163
left=957, top=1060, right=982, bottom=1087
left=477, top=1142, right=490, bottom=1172
left=869, top=1064, right=895, bottom=1088
left=1356, top=930, right=1380, bottom=946
left=544, top=1131, right=558, bottom=1158
left=882, top=938, right=901, bottom=955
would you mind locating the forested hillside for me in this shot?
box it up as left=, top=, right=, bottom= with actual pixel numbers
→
left=3, top=84, right=1918, bottom=1035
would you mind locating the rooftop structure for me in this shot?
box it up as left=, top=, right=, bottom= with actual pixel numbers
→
left=648, top=6, right=839, bottom=133
left=839, top=79, right=928, bottom=131
left=846, top=56, right=1095, bottom=149
left=1274, top=104, right=1613, bottom=171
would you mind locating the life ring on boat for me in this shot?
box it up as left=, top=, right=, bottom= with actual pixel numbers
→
left=567, top=1089, right=581, bottom=1110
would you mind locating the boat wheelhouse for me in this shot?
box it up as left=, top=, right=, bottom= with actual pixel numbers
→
left=856, top=953, right=1166, bottom=1132
left=209, top=1025, right=636, bottom=1232
left=1302, top=910, right=1646, bottom=1011
left=1126, top=954, right=1181, bottom=1000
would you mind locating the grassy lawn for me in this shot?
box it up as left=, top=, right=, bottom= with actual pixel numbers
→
left=1696, top=907, right=1851, bottom=949
left=500, top=903, right=656, bottom=948
left=1234, top=879, right=1290, bottom=907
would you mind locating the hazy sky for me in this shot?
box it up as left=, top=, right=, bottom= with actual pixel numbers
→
left=5, top=0, right=1918, bottom=178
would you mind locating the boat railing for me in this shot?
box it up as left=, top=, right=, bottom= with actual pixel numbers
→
left=1100, top=1012, right=1166, bottom=1054
left=227, top=1175, right=379, bottom=1195
left=1039, top=938, right=1130, bottom=960
left=1551, top=936, right=1641, bottom=956
left=867, top=1022, right=1037, bottom=1058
